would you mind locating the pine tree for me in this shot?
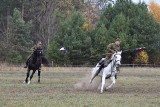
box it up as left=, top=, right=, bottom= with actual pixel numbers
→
left=48, top=11, right=91, bottom=65
left=7, top=8, right=32, bottom=63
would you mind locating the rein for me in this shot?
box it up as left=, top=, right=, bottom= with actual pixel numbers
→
left=109, top=53, right=120, bottom=78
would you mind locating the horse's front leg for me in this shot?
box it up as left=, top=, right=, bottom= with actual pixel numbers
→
left=106, top=76, right=116, bottom=90
left=28, top=70, right=36, bottom=84
left=24, top=69, right=30, bottom=83
left=38, top=67, right=41, bottom=83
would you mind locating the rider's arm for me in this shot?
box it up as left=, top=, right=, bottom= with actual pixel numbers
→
left=30, top=45, right=37, bottom=51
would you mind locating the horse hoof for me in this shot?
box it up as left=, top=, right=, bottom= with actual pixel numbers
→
left=28, top=81, right=31, bottom=84
left=105, top=86, right=111, bottom=90
left=23, top=81, right=27, bottom=84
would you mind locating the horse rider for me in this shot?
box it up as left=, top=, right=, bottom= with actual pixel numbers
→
left=105, top=38, right=121, bottom=69
left=92, top=38, right=121, bottom=80
left=24, top=41, right=42, bottom=68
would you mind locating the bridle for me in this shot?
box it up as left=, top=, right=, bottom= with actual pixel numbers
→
left=110, top=53, right=121, bottom=75
left=113, top=53, right=121, bottom=67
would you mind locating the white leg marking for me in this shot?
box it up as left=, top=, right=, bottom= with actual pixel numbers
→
left=28, top=80, right=31, bottom=84
left=100, top=74, right=106, bottom=93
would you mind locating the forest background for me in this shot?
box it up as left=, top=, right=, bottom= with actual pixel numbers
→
left=0, top=0, right=160, bottom=65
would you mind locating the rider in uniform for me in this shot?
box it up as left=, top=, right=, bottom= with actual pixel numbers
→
left=24, top=41, right=42, bottom=68
left=105, top=38, right=121, bottom=66
left=91, top=38, right=121, bottom=82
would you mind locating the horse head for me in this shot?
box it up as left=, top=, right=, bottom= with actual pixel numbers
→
left=111, top=51, right=122, bottom=66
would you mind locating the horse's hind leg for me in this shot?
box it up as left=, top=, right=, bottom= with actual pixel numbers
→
left=24, top=69, right=30, bottom=83
left=28, top=70, right=36, bottom=84
left=38, top=68, right=41, bottom=83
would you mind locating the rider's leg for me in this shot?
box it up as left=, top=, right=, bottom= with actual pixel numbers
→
left=96, top=63, right=104, bottom=75
left=90, top=58, right=112, bottom=84
left=24, top=55, right=31, bottom=68
left=104, top=59, right=112, bottom=67
left=93, top=57, right=112, bottom=78
left=90, top=59, right=105, bottom=84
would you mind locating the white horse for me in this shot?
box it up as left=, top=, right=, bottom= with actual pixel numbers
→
left=90, top=51, right=122, bottom=93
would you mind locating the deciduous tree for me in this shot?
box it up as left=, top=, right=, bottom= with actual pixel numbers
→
left=149, top=2, right=160, bottom=23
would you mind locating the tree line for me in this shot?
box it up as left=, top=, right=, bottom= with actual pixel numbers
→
left=0, top=0, right=160, bottom=65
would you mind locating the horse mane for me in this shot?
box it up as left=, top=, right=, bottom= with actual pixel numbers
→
left=111, top=51, right=122, bottom=60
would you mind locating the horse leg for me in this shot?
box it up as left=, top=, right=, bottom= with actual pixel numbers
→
left=28, top=70, right=36, bottom=84
left=38, top=68, right=41, bottom=83
left=106, top=76, right=116, bottom=90
left=98, top=78, right=102, bottom=91
left=24, top=69, right=30, bottom=83
left=100, top=73, right=106, bottom=93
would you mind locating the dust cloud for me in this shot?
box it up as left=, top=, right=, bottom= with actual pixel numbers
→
left=74, top=73, right=110, bottom=91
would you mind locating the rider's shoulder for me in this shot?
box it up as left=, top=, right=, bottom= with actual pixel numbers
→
left=109, top=43, right=115, bottom=46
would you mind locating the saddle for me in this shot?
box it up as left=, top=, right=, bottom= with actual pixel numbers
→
left=95, top=59, right=112, bottom=77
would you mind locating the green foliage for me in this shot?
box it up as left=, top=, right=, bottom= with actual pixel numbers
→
left=97, top=0, right=160, bottom=64
left=7, top=8, right=33, bottom=63
left=90, top=24, right=108, bottom=63
left=1, top=0, right=160, bottom=65
left=8, top=50, right=23, bottom=64
left=47, top=0, right=160, bottom=65
left=47, top=41, right=70, bottom=65
left=48, top=11, right=91, bottom=65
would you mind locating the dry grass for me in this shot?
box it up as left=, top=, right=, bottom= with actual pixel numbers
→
left=0, top=67, right=160, bottom=107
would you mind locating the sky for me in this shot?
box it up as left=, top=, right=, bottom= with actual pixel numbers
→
left=131, top=0, right=160, bottom=5
left=111, top=0, right=160, bottom=5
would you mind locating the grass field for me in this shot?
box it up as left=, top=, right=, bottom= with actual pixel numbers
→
left=0, top=67, right=160, bottom=107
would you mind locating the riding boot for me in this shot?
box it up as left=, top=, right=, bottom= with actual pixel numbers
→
left=24, top=59, right=29, bottom=68
left=104, top=59, right=112, bottom=67
left=98, top=59, right=105, bottom=65
left=90, top=59, right=111, bottom=84
left=97, top=64, right=104, bottom=75
left=94, top=59, right=111, bottom=77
